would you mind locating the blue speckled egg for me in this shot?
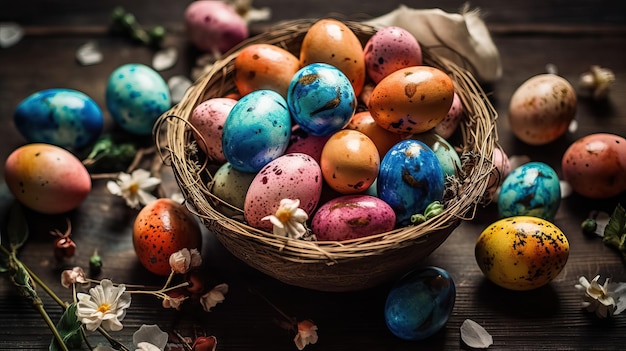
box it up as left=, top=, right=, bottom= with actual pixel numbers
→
left=498, top=161, right=561, bottom=220
left=14, top=88, right=103, bottom=149
left=222, top=90, right=292, bottom=173
left=409, top=131, right=461, bottom=177
left=385, top=266, right=456, bottom=341
left=377, top=139, right=444, bottom=226
left=106, top=63, right=171, bottom=135
left=287, top=63, right=356, bottom=136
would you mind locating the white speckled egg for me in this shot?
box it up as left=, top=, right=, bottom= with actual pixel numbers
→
left=244, top=153, right=322, bottom=231
left=211, top=162, right=256, bottom=217
left=364, top=26, right=422, bottom=84
left=190, top=97, right=237, bottom=163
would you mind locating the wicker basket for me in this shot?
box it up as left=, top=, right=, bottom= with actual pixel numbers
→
left=155, top=19, right=498, bottom=292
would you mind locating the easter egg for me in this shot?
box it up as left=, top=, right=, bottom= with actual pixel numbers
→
left=320, top=129, right=380, bottom=194
left=409, top=130, right=462, bottom=177
left=385, top=266, right=456, bottom=341
left=346, top=111, right=402, bottom=158
left=4, top=143, right=91, bottom=214
left=106, top=63, right=171, bottom=135
left=211, top=162, right=256, bottom=218
left=13, top=88, right=103, bottom=149
left=284, top=126, right=331, bottom=164
left=434, top=91, right=464, bottom=139
left=312, top=194, right=396, bottom=241
left=222, top=90, right=292, bottom=172
left=300, top=18, right=366, bottom=95
left=475, top=216, right=569, bottom=291
left=184, top=0, right=248, bottom=54
left=133, top=198, right=202, bottom=276
left=287, top=63, right=356, bottom=136
left=486, top=147, right=512, bottom=200
left=368, top=66, right=454, bottom=135
left=498, top=162, right=561, bottom=220
left=561, top=133, right=626, bottom=199
left=363, top=26, right=422, bottom=84
left=244, top=153, right=323, bottom=231
left=378, top=139, right=445, bottom=226
left=189, top=97, right=237, bottom=163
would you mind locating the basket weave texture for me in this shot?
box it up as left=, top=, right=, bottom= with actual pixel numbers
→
left=155, top=19, right=499, bottom=292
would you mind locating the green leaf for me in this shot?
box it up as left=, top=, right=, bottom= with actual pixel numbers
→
left=10, top=260, right=40, bottom=303
left=7, top=202, right=29, bottom=251
left=603, top=203, right=625, bottom=243
left=49, top=303, right=83, bottom=351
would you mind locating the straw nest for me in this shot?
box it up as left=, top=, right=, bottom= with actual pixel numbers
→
left=154, top=19, right=499, bottom=292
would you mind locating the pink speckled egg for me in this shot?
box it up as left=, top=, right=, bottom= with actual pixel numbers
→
left=486, top=147, right=512, bottom=199
left=434, top=91, right=464, bottom=139
left=312, top=194, right=396, bottom=241
left=284, top=126, right=331, bottom=164
left=189, top=97, right=237, bottom=163
left=244, top=153, right=323, bottom=231
left=364, top=26, right=422, bottom=84
left=4, top=143, right=91, bottom=214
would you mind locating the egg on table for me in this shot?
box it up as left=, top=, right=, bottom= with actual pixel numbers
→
left=363, top=26, right=422, bottom=84
left=189, top=97, right=237, bottom=163
left=13, top=88, right=103, bottom=149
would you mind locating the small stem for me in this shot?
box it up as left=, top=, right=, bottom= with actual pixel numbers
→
left=97, top=326, right=131, bottom=351
left=35, top=302, right=70, bottom=351
left=161, top=271, right=175, bottom=291
left=90, top=172, right=121, bottom=180
left=249, top=288, right=296, bottom=327
left=22, top=263, right=67, bottom=309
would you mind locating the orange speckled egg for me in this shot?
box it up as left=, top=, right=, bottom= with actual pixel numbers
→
left=234, top=44, right=300, bottom=99
left=368, top=66, right=454, bottom=134
left=320, top=129, right=380, bottom=194
left=347, top=111, right=402, bottom=157
left=4, top=143, right=91, bottom=214
left=133, top=198, right=202, bottom=276
left=300, top=19, right=366, bottom=96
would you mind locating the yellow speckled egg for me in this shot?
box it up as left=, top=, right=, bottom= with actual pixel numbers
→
left=320, top=129, right=380, bottom=194
left=4, top=143, right=91, bottom=214
left=300, top=19, right=366, bottom=96
left=369, top=66, right=454, bottom=134
left=234, top=43, right=301, bottom=99
left=475, top=216, right=569, bottom=291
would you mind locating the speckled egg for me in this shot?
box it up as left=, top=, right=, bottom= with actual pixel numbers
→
left=287, top=63, right=356, bottom=136
left=244, top=153, right=322, bottom=231
left=475, top=216, right=569, bottom=291
left=434, top=91, right=464, bottom=139
left=346, top=111, right=402, bottom=158
left=508, top=73, right=577, bottom=145
left=312, top=194, right=396, bottom=241
left=300, top=18, right=366, bottom=96
left=486, top=147, right=512, bottom=200
left=13, top=88, right=103, bottom=149
left=234, top=43, right=301, bottom=99
left=284, top=126, right=331, bottom=164
left=369, top=66, right=454, bottom=134
left=498, top=161, right=561, bottom=220
left=4, top=143, right=91, bottom=214
left=364, top=26, right=422, bottom=84
left=561, top=133, right=626, bottom=198
left=320, top=129, right=380, bottom=194
left=378, top=139, right=445, bottom=226
left=409, top=130, right=461, bottom=177
left=211, top=162, right=256, bottom=218
left=222, top=90, right=292, bottom=173
left=106, top=63, right=171, bottom=135
left=190, top=97, right=237, bottom=163
left=385, top=266, right=456, bottom=341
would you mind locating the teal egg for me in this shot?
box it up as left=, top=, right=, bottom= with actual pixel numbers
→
left=410, top=131, right=461, bottom=177
left=14, top=88, right=103, bottom=148
left=498, top=161, right=561, bottom=220
left=106, top=63, right=171, bottom=135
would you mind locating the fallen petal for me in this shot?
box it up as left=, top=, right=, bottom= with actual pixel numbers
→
left=568, top=119, right=578, bottom=134
left=460, top=319, right=493, bottom=349
left=152, top=47, right=178, bottom=71
left=0, top=22, right=24, bottom=48
left=76, top=41, right=103, bottom=66
left=168, top=75, right=192, bottom=104
left=559, top=180, right=572, bottom=198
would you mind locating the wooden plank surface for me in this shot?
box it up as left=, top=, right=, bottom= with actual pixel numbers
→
left=1, top=1, right=625, bottom=350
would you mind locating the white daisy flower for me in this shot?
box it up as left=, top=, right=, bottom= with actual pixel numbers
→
left=76, top=279, right=132, bottom=331
left=261, top=199, right=309, bottom=239
left=107, top=169, right=161, bottom=209
left=575, top=275, right=626, bottom=318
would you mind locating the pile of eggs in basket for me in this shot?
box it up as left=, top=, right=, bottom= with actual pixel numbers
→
left=191, top=19, right=467, bottom=241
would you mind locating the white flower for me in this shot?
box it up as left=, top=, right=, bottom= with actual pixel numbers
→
left=169, top=248, right=202, bottom=274
left=294, top=319, right=318, bottom=350
left=61, top=267, right=88, bottom=288
left=76, top=279, right=132, bottom=331
left=261, top=199, right=309, bottom=239
left=162, top=293, right=187, bottom=310
left=575, top=275, right=626, bottom=318
left=107, top=169, right=161, bottom=209
left=200, top=283, right=228, bottom=312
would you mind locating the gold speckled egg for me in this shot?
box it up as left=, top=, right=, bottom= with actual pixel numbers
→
left=368, top=66, right=454, bottom=135
left=475, top=216, right=569, bottom=291
left=320, top=129, right=380, bottom=194
left=300, top=19, right=366, bottom=96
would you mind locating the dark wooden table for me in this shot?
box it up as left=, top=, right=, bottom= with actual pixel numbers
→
left=1, top=1, right=625, bottom=350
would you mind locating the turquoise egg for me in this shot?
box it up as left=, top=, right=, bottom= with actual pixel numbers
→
left=287, top=63, right=356, bottom=136
left=410, top=131, right=461, bottom=177
left=14, top=88, right=103, bottom=148
left=222, top=90, right=292, bottom=173
left=385, top=266, right=456, bottom=341
left=378, top=139, right=444, bottom=226
left=106, top=63, right=171, bottom=135
left=498, top=161, right=561, bottom=220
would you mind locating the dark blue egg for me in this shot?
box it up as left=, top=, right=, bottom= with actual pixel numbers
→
left=498, top=161, right=561, bottom=220
left=222, top=90, right=292, bottom=172
left=287, top=63, right=356, bottom=136
left=106, top=63, right=171, bottom=135
left=14, top=88, right=103, bottom=149
left=377, top=139, right=444, bottom=225
left=385, top=266, right=456, bottom=341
